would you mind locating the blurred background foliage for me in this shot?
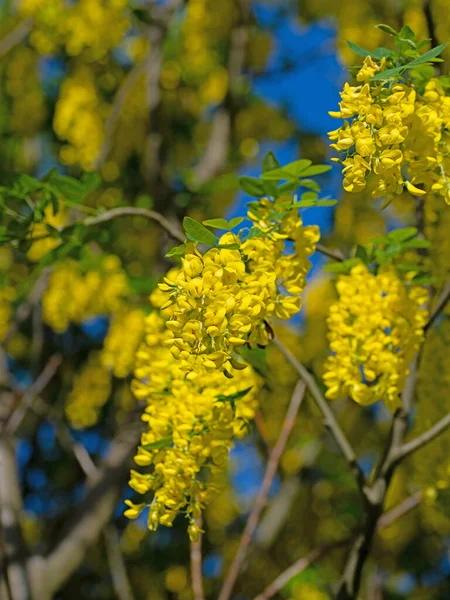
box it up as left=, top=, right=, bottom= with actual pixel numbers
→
left=0, top=0, right=450, bottom=598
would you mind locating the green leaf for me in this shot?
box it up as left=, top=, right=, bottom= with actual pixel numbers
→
left=372, top=47, right=393, bottom=60
left=376, top=24, right=398, bottom=37
left=81, top=172, right=101, bottom=193
left=215, top=387, right=253, bottom=403
left=399, top=238, right=431, bottom=249
left=355, top=244, right=370, bottom=263
left=299, top=178, right=320, bottom=192
left=246, top=227, right=264, bottom=239
left=278, top=181, right=299, bottom=194
left=399, top=25, right=416, bottom=41
left=324, top=258, right=362, bottom=274
left=297, top=164, right=331, bottom=177
left=371, top=66, right=407, bottom=81
left=229, top=217, right=244, bottom=229
left=183, top=216, right=217, bottom=245
left=48, top=174, right=87, bottom=202
left=407, top=43, right=447, bottom=67
left=141, top=436, right=174, bottom=452
left=165, top=244, right=186, bottom=258
left=300, top=191, right=318, bottom=203
left=239, top=347, right=267, bottom=376
left=262, top=151, right=280, bottom=173
left=260, top=168, right=298, bottom=181
left=346, top=40, right=376, bottom=59
left=315, top=199, right=338, bottom=207
left=386, top=227, right=418, bottom=243
left=239, top=176, right=266, bottom=197
left=202, top=218, right=232, bottom=230
left=261, top=159, right=312, bottom=181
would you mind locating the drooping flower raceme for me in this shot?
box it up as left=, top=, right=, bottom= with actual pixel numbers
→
left=156, top=198, right=320, bottom=377
left=127, top=311, right=261, bottom=539
left=329, top=56, right=450, bottom=205
left=323, top=264, right=428, bottom=411
left=126, top=195, right=320, bottom=538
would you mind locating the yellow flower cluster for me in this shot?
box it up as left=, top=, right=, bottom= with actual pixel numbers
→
left=5, top=46, right=46, bottom=137
left=42, top=256, right=128, bottom=333
left=20, top=0, right=129, bottom=59
left=157, top=201, right=319, bottom=377
left=27, top=206, right=67, bottom=263
left=329, top=57, right=450, bottom=204
left=65, top=352, right=112, bottom=428
left=323, top=264, right=428, bottom=410
left=126, top=311, right=261, bottom=539
left=54, top=65, right=108, bottom=170
left=0, top=285, right=16, bottom=341
left=101, top=309, right=146, bottom=378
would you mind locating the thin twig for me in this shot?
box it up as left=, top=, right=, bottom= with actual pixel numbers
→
left=255, top=489, right=424, bottom=600
left=396, top=413, right=450, bottom=461
left=424, top=0, right=439, bottom=49
left=190, top=515, right=205, bottom=600
left=254, top=539, right=352, bottom=600
left=94, top=60, right=148, bottom=170
left=273, top=337, right=367, bottom=493
left=0, top=20, right=32, bottom=57
left=218, top=381, right=306, bottom=600
left=377, top=490, right=423, bottom=528
left=424, top=279, right=450, bottom=332
left=2, top=269, right=52, bottom=345
left=316, top=243, right=344, bottom=262
left=82, top=207, right=184, bottom=243
left=104, top=526, right=136, bottom=600
left=6, top=354, right=62, bottom=435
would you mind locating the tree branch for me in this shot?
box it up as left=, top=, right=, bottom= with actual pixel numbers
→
left=192, top=0, right=251, bottom=186
left=190, top=516, right=205, bottom=600
left=218, top=381, right=306, bottom=600
left=316, top=243, right=344, bottom=262
left=82, top=207, right=184, bottom=243
left=104, top=526, right=135, bottom=600
left=44, top=418, right=142, bottom=595
left=336, top=353, right=420, bottom=600
left=6, top=355, right=62, bottom=435
left=255, top=488, right=424, bottom=600
left=273, top=337, right=367, bottom=493
left=0, top=437, right=31, bottom=600
left=424, top=279, right=450, bottom=333
left=0, top=20, right=32, bottom=57
left=396, top=413, right=450, bottom=461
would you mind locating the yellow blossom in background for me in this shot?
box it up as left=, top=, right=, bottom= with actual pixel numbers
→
left=101, top=308, right=146, bottom=378
left=42, top=256, right=129, bottom=332
left=323, top=264, right=428, bottom=410
left=65, top=352, right=112, bottom=428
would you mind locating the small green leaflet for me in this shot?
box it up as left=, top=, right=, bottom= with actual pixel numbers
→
left=346, top=40, right=378, bottom=59
left=262, top=151, right=280, bottom=173
left=298, top=165, right=331, bottom=177
left=324, top=258, right=362, bottom=274
left=239, top=176, right=265, bottom=197
left=202, top=217, right=244, bottom=231
left=215, top=387, right=253, bottom=403
left=183, top=216, right=217, bottom=245
left=141, top=436, right=174, bottom=452
left=375, top=24, right=399, bottom=37
left=165, top=244, right=186, bottom=258
left=261, top=159, right=312, bottom=181
left=407, top=43, right=447, bottom=67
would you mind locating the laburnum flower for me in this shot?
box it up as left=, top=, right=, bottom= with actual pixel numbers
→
left=329, top=55, right=450, bottom=205
left=323, top=264, right=428, bottom=411
left=155, top=198, right=319, bottom=377
left=127, top=311, right=261, bottom=539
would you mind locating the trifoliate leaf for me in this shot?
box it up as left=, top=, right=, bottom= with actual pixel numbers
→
left=183, top=216, right=217, bottom=245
